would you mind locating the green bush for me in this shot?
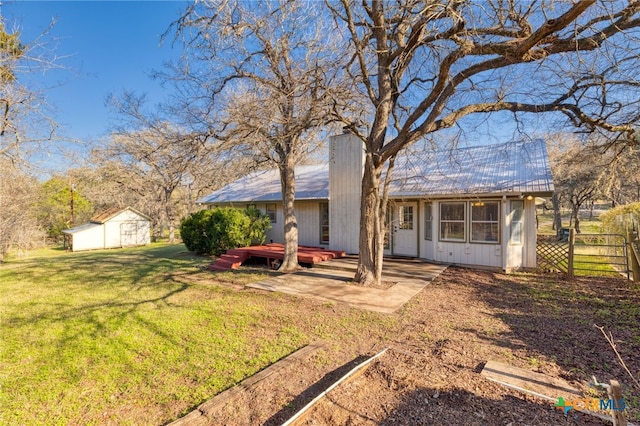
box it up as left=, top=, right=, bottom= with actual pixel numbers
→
left=600, top=202, right=640, bottom=236
left=180, top=207, right=271, bottom=255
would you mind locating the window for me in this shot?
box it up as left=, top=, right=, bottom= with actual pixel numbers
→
left=440, top=202, right=466, bottom=241
left=319, top=202, right=329, bottom=244
left=471, top=202, right=500, bottom=243
left=266, top=203, right=277, bottom=223
left=424, top=202, right=432, bottom=241
left=399, top=205, right=414, bottom=230
left=510, top=200, right=524, bottom=245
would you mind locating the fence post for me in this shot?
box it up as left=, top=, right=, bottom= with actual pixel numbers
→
left=628, top=230, right=640, bottom=284
left=568, top=228, right=575, bottom=279
left=608, top=379, right=627, bottom=426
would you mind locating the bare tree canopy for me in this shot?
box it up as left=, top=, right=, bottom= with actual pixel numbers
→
left=99, top=92, right=225, bottom=243
left=548, top=135, right=601, bottom=234
left=0, top=17, right=61, bottom=164
left=169, top=0, right=347, bottom=270
left=326, top=0, right=640, bottom=285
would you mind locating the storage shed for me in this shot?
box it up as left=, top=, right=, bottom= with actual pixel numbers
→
left=63, top=207, right=151, bottom=252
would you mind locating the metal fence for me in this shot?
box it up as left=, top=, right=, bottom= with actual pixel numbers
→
left=572, top=233, right=629, bottom=279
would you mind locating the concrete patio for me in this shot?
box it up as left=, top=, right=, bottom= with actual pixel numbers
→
left=247, top=256, right=448, bottom=314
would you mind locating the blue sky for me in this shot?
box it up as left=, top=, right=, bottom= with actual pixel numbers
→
left=4, top=0, right=559, bottom=175
left=4, top=0, right=188, bottom=166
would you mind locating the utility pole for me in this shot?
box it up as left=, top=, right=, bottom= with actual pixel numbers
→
left=70, top=179, right=76, bottom=227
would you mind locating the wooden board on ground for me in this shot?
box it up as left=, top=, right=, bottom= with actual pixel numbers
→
left=481, top=359, right=581, bottom=401
left=481, top=360, right=636, bottom=425
left=169, top=341, right=327, bottom=426
left=282, top=348, right=389, bottom=426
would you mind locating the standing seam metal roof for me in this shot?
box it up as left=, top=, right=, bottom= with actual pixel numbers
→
left=197, top=140, right=554, bottom=204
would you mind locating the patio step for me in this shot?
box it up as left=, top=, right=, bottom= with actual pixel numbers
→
left=208, top=253, right=249, bottom=271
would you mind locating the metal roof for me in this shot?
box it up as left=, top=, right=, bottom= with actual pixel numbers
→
left=197, top=140, right=554, bottom=204
left=197, top=164, right=329, bottom=203
left=387, top=139, right=554, bottom=197
left=62, top=222, right=102, bottom=235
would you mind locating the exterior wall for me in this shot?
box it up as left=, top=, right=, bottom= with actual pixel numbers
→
left=295, top=201, right=322, bottom=247
left=419, top=198, right=508, bottom=269
left=433, top=240, right=503, bottom=268
left=253, top=201, right=322, bottom=247
left=255, top=202, right=284, bottom=244
left=70, top=225, right=105, bottom=252
left=206, top=196, right=539, bottom=270
left=329, top=133, right=364, bottom=254
left=103, top=210, right=151, bottom=249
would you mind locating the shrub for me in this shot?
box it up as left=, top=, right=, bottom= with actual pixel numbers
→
left=180, top=207, right=271, bottom=255
left=600, top=202, right=640, bottom=237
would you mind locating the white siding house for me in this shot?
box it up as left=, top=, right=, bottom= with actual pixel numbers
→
left=63, top=207, right=151, bottom=252
left=197, top=134, right=554, bottom=271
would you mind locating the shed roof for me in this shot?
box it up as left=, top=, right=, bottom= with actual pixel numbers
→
left=90, top=206, right=152, bottom=224
left=197, top=139, right=554, bottom=204
left=62, top=222, right=101, bottom=235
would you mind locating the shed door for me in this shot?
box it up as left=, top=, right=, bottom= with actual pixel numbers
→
left=120, top=222, right=138, bottom=247
left=393, top=202, right=418, bottom=257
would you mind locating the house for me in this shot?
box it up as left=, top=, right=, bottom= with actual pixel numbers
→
left=62, top=206, right=152, bottom=252
left=197, top=133, right=554, bottom=271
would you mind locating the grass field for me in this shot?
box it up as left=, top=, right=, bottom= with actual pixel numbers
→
left=536, top=210, right=604, bottom=236
left=1, top=243, right=638, bottom=424
left=0, top=244, right=395, bottom=425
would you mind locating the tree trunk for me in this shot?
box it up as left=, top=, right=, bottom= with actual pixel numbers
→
left=552, top=193, right=562, bottom=233
left=168, top=222, right=175, bottom=243
left=165, top=189, right=175, bottom=243
left=279, top=162, right=299, bottom=272
left=572, top=204, right=581, bottom=234
left=355, top=154, right=384, bottom=285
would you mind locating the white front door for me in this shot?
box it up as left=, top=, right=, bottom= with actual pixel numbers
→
left=393, top=202, right=418, bottom=256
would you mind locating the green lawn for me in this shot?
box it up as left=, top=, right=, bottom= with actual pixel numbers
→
left=0, top=244, right=389, bottom=425
left=537, top=211, right=604, bottom=236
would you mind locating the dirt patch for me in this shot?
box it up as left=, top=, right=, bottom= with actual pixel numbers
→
left=191, top=267, right=639, bottom=425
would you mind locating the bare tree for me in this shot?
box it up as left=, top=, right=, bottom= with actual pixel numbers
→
left=169, top=0, right=345, bottom=271
left=99, top=92, right=224, bottom=242
left=0, top=17, right=62, bottom=258
left=597, top=143, right=640, bottom=206
left=0, top=17, right=61, bottom=164
left=328, top=1, right=640, bottom=285
left=549, top=138, right=601, bottom=233
left=0, top=159, right=45, bottom=261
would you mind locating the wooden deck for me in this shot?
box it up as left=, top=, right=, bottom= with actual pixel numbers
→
left=208, top=244, right=346, bottom=271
